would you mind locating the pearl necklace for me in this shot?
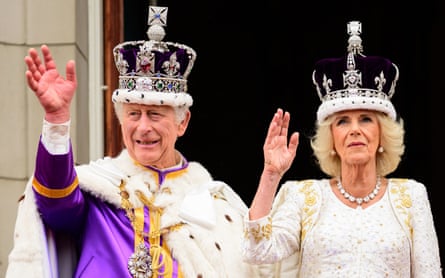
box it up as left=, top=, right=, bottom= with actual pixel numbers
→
left=336, top=176, right=381, bottom=205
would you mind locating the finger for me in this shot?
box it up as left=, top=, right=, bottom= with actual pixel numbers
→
left=29, top=48, right=42, bottom=69
left=264, top=120, right=278, bottom=147
left=282, top=111, right=290, bottom=129
left=264, top=109, right=283, bottom=146
left=65, top=60, right=77, bottom=84
left=41, top=44, right=57, bottom=71
left=24, top=55, right=36, bottom=72
left=275, top=108, right=284, bottom=126
left=275, top=108, right=284, bottom=128
left=25, top=56, right=43, bottom=84
left=24, top=56, right=37, bottom=91
left=28, top=47, right=39, bottom=62
left=279, top=111, right=291, bottom=136
left=27, top=49, right=48, bottom=81
left=25, top=70, right=38, bottom=92
left=288, top=132, right=300, bottom=156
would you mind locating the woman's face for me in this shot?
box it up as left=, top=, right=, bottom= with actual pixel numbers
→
left=120, top=103, right=190, bottom=168
left=331, top=109, right=380, bottom=166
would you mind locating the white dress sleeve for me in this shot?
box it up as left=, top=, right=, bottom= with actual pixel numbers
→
left=241, top=180, right=307, bottom=264
left=408, top=180, right=443, bottom=277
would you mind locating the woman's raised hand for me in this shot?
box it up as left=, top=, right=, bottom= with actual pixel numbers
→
left=263, top=108, right=299, bottom=178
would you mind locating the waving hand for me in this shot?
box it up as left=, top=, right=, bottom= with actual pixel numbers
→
left=249, top=108, right=299, bottom=219
left=263, top=108, right=299, bottom=178
left=25, top=44, right=77, bottom=123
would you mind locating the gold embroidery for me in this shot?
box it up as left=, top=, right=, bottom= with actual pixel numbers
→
left=244, top=217, right=272, bottom=243
left=299, top=180, right=318, bottom=241
left=389, top=178, right=413, bottom=238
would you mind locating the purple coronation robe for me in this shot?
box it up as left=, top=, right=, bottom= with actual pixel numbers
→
left=8, top=134, right=261, bottom=277
left=32, top=141, right=182, bottom=277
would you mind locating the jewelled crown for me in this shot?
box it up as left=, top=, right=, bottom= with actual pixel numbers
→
left=312, top=21, right=399, bottom=122
left=112, top=6, right=197, bottom=108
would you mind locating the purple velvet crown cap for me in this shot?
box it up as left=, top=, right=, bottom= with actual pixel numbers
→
left=112, top=6, right=196, bottom=108
left=312, top=21, right=399, bottom=122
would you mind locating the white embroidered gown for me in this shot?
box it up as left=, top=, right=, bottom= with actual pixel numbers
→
left=242, top=179, right=442, bottom=277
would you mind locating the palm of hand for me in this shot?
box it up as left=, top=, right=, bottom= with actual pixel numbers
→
left=36, top=68, right=76, bottom=113
left=265, top=135, right=294, bottom=173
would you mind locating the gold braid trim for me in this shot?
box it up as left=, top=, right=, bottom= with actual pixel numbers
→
left=135, top=190, right=163, bottom=213
left=134, top=208, right=145, bottom=247
left=119, top=180, right=185, bottom=277
left=32, top=176, right=79, bottom=198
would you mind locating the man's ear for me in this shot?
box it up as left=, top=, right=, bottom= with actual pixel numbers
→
left=177, top=110, right=191, bottom=137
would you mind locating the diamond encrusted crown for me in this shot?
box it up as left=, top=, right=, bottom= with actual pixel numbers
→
left=112, top=6, right=197, bottom=107
left=312, top=21, right=399, bottom=122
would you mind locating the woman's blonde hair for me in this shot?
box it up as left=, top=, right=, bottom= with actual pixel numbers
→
left=310, top=112, right=405, bottom=177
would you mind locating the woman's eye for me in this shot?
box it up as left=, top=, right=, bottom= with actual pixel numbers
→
left=336, top=118, right=347, bottom=125
left=361, top=116, right=373, bottom=122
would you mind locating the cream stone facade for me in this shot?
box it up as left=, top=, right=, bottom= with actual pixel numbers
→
left=0, top=0, right=104, bottom=276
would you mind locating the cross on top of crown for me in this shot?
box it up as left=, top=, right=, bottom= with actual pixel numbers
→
left=347, top=21, right=363, bottom=54
left=148, top=6, right=168, bottom=27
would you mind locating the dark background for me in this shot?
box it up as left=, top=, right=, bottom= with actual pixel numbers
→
left=124, top=0, right=444, bottom=265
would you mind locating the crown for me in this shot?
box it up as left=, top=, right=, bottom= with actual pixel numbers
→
left=312, top=21, right=399, bottom=122
left=112, top=6, right=197, bottom=108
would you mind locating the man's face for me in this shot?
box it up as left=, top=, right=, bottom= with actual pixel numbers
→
left=120, top=103, right=190, bottom=168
